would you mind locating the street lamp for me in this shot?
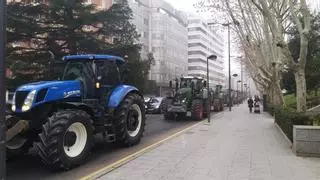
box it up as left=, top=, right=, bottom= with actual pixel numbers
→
left=207, top=54, right=217, bottom=123
left=0, top=0, right=6, bottom=178
left=224, top=22, right=232, bottom=111
left=208, top=22, right=232, bottom=111
left=230, top=73, right=238, bottom=108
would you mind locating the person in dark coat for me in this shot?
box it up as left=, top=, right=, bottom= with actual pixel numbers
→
left=247, top=97, right=254, bottom=113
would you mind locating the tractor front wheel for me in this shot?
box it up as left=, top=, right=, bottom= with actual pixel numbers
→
left=37, top=110, right=94, bottom=170
left=191, top=99, right=204, bottom=121
left=115, top=94, right=146, bottom=147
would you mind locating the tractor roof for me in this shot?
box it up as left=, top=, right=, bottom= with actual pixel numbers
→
left=63, top=54, right=125, bottom=64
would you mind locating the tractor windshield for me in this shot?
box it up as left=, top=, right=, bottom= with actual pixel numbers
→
left=180, top=78, right=198, bottom=88
left=62, top=61, right=91, bottom=81
left=180, top=78, right=192, bottom=88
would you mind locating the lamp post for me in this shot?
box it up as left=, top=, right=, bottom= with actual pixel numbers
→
left=223, top=22, right=232, bottom=111
left=0, top=0, right=6, bottom=179
left=207, top=22, right=232, bottom=111
left=232, top=73, right=238, bottom=107
left=207, top=55, right=217, bottom=123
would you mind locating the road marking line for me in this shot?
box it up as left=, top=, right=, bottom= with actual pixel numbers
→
left=79, top=112, right=223, bottom=180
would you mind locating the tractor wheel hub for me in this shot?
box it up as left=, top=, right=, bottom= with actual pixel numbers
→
left=64, top=131, right=77, bottom=147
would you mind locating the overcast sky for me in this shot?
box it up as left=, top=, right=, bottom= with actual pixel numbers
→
left=164, top=0, right=197, bottom=12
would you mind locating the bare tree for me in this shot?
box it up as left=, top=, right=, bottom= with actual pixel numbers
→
left=196, top=0, right=311, bottom=111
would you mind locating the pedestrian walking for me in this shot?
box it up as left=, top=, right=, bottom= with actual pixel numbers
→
left=247, top=97, right=254, bottom=113
left=253, top=95, right=261, bottom=113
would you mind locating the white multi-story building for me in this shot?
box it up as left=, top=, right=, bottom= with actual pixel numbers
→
left=127, top=0, right=151, bottom=59
left=187, top=17, right=225, bottom=89
left=127, top=0, right=188, bottom=95
left=308, top=0, right=320, bottom=13
left=149, top=0, right=188, bottom=87
left=86, top=0, right=188, bottom=95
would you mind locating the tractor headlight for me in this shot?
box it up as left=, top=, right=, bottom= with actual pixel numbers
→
left=22, top=90, right=36, bottom=112
left=11, top=93, right=16, bottom=112
left=182, top=98, right=187, bottom=103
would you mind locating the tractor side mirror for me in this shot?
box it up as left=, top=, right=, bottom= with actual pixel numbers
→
left=121, top=67, right=130, bottom=82
left=169, top=81, right=172, bottom=88
left=203, top=81, right=207, bottom=88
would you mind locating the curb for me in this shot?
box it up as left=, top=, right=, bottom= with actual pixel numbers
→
left=274, top=122, right=292, bottom=148
left=307, top=104, right=320, bottom=112
left=79, top=112, right=222, bottom=180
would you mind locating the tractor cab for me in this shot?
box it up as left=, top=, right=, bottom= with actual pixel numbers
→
left=177, top=76, right=207, bottom=98
left=180, top=76, right=203, bottom=88
left=62, top=55, right=124, bottom=100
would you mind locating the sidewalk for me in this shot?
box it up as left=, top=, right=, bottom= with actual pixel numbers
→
left=98, top=104, right=320, bottom=180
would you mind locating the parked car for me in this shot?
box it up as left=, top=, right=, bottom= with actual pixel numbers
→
left=146, top=97, right=166, bottom=114
left=144, top=96, right=152, bottom=109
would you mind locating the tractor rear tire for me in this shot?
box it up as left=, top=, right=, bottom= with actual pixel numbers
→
left=114, top=94, right=146, bottom=147
left=191, top=99, right=204, bottom=121
left=37, top=110, right=94, bottom=170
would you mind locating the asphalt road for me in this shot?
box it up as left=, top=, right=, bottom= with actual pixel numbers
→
left=7, top=114, right=200, bottom=180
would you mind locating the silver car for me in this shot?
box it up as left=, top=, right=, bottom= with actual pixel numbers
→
left=146, top=97, right=165, bottom=114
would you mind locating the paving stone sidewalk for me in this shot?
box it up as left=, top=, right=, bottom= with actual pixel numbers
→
left=98, top=104, right=320, bottom=180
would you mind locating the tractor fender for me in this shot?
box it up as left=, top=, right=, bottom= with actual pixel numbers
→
left=107, top=85, right=141, bottom=108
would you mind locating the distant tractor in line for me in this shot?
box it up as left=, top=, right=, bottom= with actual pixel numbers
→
left=6, top=54, right=146, bottom=170
left=163, top=76, right=209, bottom=121
left=210, top=85, right=225, bottom=112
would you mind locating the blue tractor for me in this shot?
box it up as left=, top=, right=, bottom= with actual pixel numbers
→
left=6, top=54, right=146, bottom=170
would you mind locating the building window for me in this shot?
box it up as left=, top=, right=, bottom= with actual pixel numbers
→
left=187, top=27, right=198, bottom=32
left=188, top=19, right=201, bottom=24
left=144, top=18, right=148, bottom=25
left=143, top=32, right=148, bottom=38
left=188, top=35, right=200, bottom=40
left=188, top=51, right=207, bottom=56
left=188, top=66, right=202, bottom=71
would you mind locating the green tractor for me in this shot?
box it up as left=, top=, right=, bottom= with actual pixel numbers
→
left=163, top=76, right=209, bottom=121
left=210, top=85, right=225, bottom=112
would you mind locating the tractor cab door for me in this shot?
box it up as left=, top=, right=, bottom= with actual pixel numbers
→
left=94, top=60, right=120, bottom=103
left=63, top=61, right=95, bottom=99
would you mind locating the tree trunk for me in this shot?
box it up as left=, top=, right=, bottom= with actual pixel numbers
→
left=274, top=81, right=284, bottom=108
left=295, top=68, right=307, bottom=112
